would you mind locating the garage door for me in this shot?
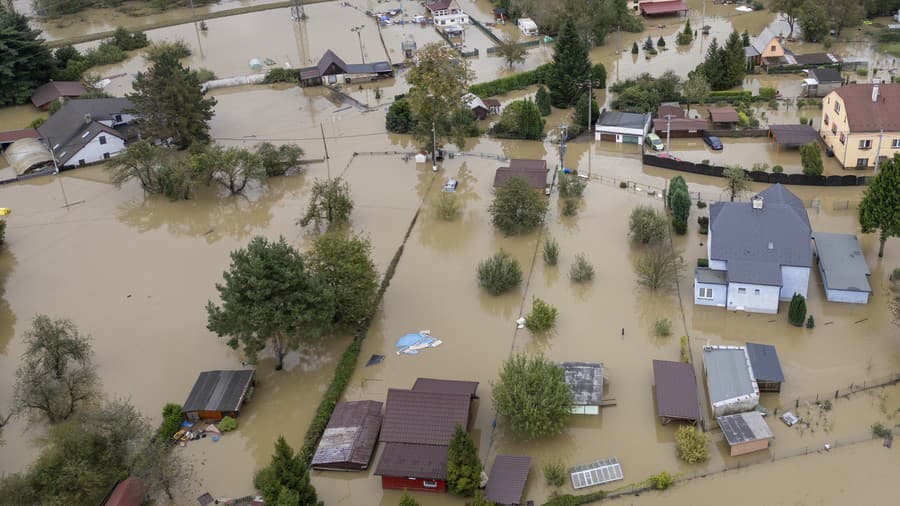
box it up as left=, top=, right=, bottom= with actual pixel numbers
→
left=622, top=135, right=639, bottom=144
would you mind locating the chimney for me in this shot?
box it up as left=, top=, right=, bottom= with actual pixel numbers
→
left=872, top=79, right=881, bottom=103
left=751, top=195, right=764, bottom=209
left=83, top=113, right=92, bottom=124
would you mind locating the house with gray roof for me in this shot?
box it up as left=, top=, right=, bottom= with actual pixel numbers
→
left=702, top=345, right=759, bottom=417
left=37, top=98, right=135, bottom=169
left=717, top=411, right=773, bottom=456
left=803, top=67, right=844, bottom=97
left=299, top=50, right=393, bottom=87
left=694, top=184, right=812, bottom=314
left=181, top=369, right=255, bottom=422
left=812, top=232, right=872, bottom=304
left=745, top=28, right=785, bottom=67
left=594, top=110, right=651, bottom=145
left=745, top=342, right=784, bottom=392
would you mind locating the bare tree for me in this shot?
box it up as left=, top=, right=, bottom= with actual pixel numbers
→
left=722, top=165, right=751, bottom=202
left=635, top=245, right=685, bottom=291
left=496, top=33, right=527, bottom=68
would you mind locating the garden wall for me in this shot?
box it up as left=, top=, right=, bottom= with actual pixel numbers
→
left=643, top=155, right=868, bottom=186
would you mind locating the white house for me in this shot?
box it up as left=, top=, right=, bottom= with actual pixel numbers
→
left=812, top=232, right=872, bottom=304
left=594, top=110, right=651, bottom=144
left=694, top=184, right=812, bottom=314
left=517, top=18, right=538, bottom=36
left=37, top=98, right=135, bottom=169
left=424, top=0, right=469, bottom=27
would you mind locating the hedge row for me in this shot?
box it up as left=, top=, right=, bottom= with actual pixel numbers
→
left=542, top=490, right=606, bottom=506
left=766, top=63, right=840, bottom=74
left=469, top=63, right=554, bottom=98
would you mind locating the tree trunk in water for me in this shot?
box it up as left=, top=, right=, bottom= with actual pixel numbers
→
left=273, top=334, right=284, bottom=371
left=879, top=237, right=886, bottom=258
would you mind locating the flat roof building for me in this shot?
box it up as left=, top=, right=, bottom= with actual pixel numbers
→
left=181, top=370, right=255, bottom=422
left=717, top=411, right=774, bottom=456
left=484, top=455, right=531, bottom=505
left=561, top=362, right=604, bottom=415
left=311, top=400, right=383, bottom=471
left=812, top=232, right=872, bottom=304
left=702, top=346, right=759, bottom=417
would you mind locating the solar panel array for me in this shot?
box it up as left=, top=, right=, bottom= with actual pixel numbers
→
left=569, top=457, right=623, bottom=490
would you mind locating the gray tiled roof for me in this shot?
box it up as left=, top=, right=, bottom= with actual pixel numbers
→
left=812, top=232, right=872, bottom=293
left=809, top=68, right=842, bottom=84
left=561, top=362, right=603, bottom=406
left=709, top=184, right=812, bottom=280
left=37, top=98, right=132, bottom=165
left=745, top=343, right=784, bottom=383
left=717, top=411, right=773, bottom=445
left=596, top=110, right=650, bottom=129
left=751, top=28, right=778, bottom=55
left=703, top=347, right=756, bottom=404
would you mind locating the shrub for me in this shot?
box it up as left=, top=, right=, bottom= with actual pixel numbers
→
left=263, top=68, right=298, bottom=84
left=447, top=424, right=481, bottom=496
left=489, top=177, right=549, bottom=235
left=543, top=459, right=566, bottom=488
left=696, top=258, right=709, bottom=268
left=800, top=141, right=824, bottom=176
left=806, top=315, right=815, bottom=328
left=558, top=172, right=587, bottom=198
left=155, top=403, right=183, bottom=442
left=758, top=87, right=777, bottom=100
left=83, top=41, right=127, bottom=67
left=892, top=267, right=900, bottom=281
left=751, top=162, right=769, bottom=173
left=109, top=26, right=149, bottom=51
left=218, top=416, right=237, bottom=432
left=193, top=67, right=217, bottom=84
left=477, top=251, right=522, bottom=295
left=562, top=198, right=578, bottom=216
left=675, top=425, right=709, bottom=463
left=629, top=205, right=668, bottom=244
left=399, top=491, right=420, bottom=506
left=654, top=318, right=672, bottom=338
left=680, top=335, right=690, bottom=362
left=28, top=118, right=45, bottom=129
left=435, top=192, right=461, bottom=221
left=872, top=422, right=892, bottom=438
left=636, top=246, right=684, bottom=291
left=619, top=181, right=628, bottom=189
left=648, top=471, right=675, bottom=490
left=468, top=63, right=554, bottom=97
left=525, top=297, right=558, bottom=334
left=657, top=36, right=666, bottom=47
left=772, top=165, right=784, bottom=173
left=543, top=237, right=559, bottom=266
left=696, top=200, right=706, bottom=209
left=856, top=68, right=868, bottom=77
left=386, top=99, right=415, bottom=133
left=697, top=215, right=709, bottom=234
left=631, top=42, right=639, bottom=54
left=672, top=216, right=687, bottom=235
left=144, top=40, right=192, bottom=62
left=570, top=254, right=595, bottom=283
left=788, top=293, right=807, bottom=327
left=492, top=354, right=573, bottom=440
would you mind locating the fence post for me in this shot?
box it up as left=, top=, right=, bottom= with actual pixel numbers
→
left=796, top=399, right=799, bottom=408
left=835, top=390, right=839, bottom=399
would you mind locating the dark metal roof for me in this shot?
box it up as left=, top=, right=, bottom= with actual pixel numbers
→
left=708, top=107, right=740, bottom=123
left=31, top=81, right=87, bottom=108
left=181, top=370, right=255, bottom=414
left=509, top=159, right=547, bottom=171
left=311, top=400, right=383, bottom=469
left=709, top=184, right=812, bottom=274
left=656, top=104, right=685, bottom=119
left=299, top=50, right=392, bottom=80
left=380, top=389, right=471, bottom=445
left=652, top=118, right=708, bottom=132
left=484, top=455, right=531, bottom=505
left=745, top=343, right=785, bottom=383
left=36, top=98, right=132, bottom=164
left=811, top=232, right=872, bottom=293
left=652, top=360, right=702, bottom=421
left=493, top=168, right=548, bottom=190
left=793, top=52, right=840, bottom=65
left=374, top=442, right=449, bottom=479
left=768, top=124, right=819, bottom=147
left=809, top=68, right=842, bottom=84
left=717, top=412, right=773, bottom=445
left=561, top=362, right=603, bottom=406
left=412, top=378, right=479, bottom=398
left=597, top=110, right=651, bottom=129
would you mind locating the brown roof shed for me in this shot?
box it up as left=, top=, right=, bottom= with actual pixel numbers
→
left=652, top=360, right=702, bottom=422
left=380, top=389, right=472, bottom=445
left=768, top=124, right=819, bottom=148
left=834, top=83, right=900, bottom=132
left=708, top=106, right=740, bottom=124
left=101, top=477, right=148, bottom=506
left=0, top=129, right=40, bottom=146
left=494, top=167, right=548, bottom=190
left=652, top=118, right=709, bottom=132
left=311, top=400, right=383, bottom=470
left=373, top=442, right=449, bottom=479
left=412, top=378, right=479, bottom=398
left=484, top=455, right=532, bottom=505
left=656, top=104, right=685, bottom=119
left=30, top=81, right=87, bottom=109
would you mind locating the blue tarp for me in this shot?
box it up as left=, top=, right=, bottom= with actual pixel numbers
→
left=396, top=333, right=427, bottom=348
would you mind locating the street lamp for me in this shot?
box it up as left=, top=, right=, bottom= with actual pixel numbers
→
left=351, top=25, right=365, bottom=63
left=432, top=122, right=438, bottom=172
left=577, top=78, right=604, bottom=178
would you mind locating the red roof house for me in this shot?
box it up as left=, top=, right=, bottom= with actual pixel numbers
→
left=101, top=477, right=149, bottom=506
left=374, top=379, right=477, bottom=493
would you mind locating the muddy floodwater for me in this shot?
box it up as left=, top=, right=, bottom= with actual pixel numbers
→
left=2, top=1, right=899, bottom=504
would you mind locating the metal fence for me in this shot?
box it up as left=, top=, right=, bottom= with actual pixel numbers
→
left=772, top=372, right=900, bottom=418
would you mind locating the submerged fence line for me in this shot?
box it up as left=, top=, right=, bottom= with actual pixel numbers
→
left=772, top=372, right=900, bottom=417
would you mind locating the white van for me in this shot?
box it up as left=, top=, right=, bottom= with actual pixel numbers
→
left=646, top=133, right=664, bottom=151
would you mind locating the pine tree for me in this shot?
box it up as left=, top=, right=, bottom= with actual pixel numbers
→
left=516, top=99, right=545, bottom=140
left=548, top=18, right=591, bottom=108
left=573, top=93, right=599, bottom=131
left=723, top=31, right=747, bottom=89
left=631, top=41, right=639, bottom=54
left=741, top=29, right=751, bottom=47
left=0, top=10, right=54, bottom=106
left=800, top=141, right=824, bottom=176
left=446, top=424, right=481, bottom=496
left=859, top=154, right=900, bottom=257
left=699, top=38, right=724, bottom=90
left=535, top=85, right=551, bottom=116
left=788, top=294, right=807, bottom=327
left=254, top=437, right=319, bottom=505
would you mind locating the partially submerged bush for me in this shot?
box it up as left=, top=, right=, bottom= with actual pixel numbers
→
left=144, top=40, right=192, bottom=62
left=569, top=254, right=595, bottom=283
left=558, top=172, right=587, bottom=198
left=648, top=471, right=675, bottom=490
left=543, top=237, right=559, bottom=266
left=672, top=216, right=687, bottom=235
left=525, top=297, right=558, bottom=334
left=218, top=416, right=237, bottom=432
left=696, top=200, right=707, bottom=209
left=654, top=318, right=672, bottom=338
left=806, top=315, right=815, bottom=328
left=543, top=459, right=566, bottom=488
left=562, top=198, right=578, bottom=216
left=675, top=425, right=709, bottom=463
left=435, top=192, right=461, bottom=221
left=680, top=336, right=690, bottom=363
left=872, top=422, right=892, bottom=438
left=477, top=251, right=522, bottom=295
left=636, top=246, right=684, bottom=291
left=629, top=205, right=668, bottom=244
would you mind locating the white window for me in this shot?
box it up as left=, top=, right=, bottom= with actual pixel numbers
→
left=834, top=101, right=841, bottom=114
left=859, top=139, right=872, bottom=149
left=754, top=289, right=760, bottom=295
left=856, top=158, right=868, bottom=168
left=738, top=287, right=746, bottom=294
left=81, top=131, right=90, bottom=138
left=423, top=481, right=439, bottom=488
left=698, top=287, right=714, bottom=299
left=892, top=139, right=900, bottom=149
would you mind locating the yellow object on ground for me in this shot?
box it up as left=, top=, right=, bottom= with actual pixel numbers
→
left=0, top=208, right=10, bottom=216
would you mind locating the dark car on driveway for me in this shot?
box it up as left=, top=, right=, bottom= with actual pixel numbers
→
left=703, top=134, right=723, bottom=151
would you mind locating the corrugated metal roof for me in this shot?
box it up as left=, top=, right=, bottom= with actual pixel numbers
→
left=717, top=411, right=773, bottom=445
left=412, top=378, right=479, bottom=397
left=484, top=455, right=531, bottom=505
left=380, top=389, right=471, bottom=446
left=181, top=370, right=254, bottom=414
left=652, top=360, right=702, bottom=421
left=311, top=400, right=383, bottom=469
left=703, top=346, right=756, bottom=404
left=812, top=232, right=872, bottom=293
left=745, top=343, right=784, bottom=383
left=597, top=110, right=651, bottom=129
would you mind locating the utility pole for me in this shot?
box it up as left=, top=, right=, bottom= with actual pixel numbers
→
left=665, top=114, right=676, bottom=155
left=577, top=78, right=603, bottom=177
left=432, top=122, right=438, bottom=172
left=351, top=26, right=365, bottom=63
left=320, top=122, right=329, bottom=160
left=290, top=0, right=305, bottom=20
left=873, top=129, right=884, bottom=174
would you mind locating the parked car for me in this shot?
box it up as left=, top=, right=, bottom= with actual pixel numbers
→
left=442, top=178, right=458, bottom=192
left=703, top=134, right=723, bottom=151
left=645, top=133, right=664, bottom=151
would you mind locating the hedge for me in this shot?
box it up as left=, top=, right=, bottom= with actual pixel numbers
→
left=542, top=490, right=606, bottom=506
left=469, top=63, right=554, bottom=98
left=767, top=63, right=840, bottom=74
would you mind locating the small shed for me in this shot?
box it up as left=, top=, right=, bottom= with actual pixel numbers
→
left=745, top=343, right=784, bottom=393
left=463, top=92, right=491, bottom=120
left=181, top=369, right=255, bottom=422
left=3, top=138, right=53, bottom=176
left=812, top=232, right=872, bottom=304
left=517, top=17, right=538, bottom=36
left=483, top=98, right=502, bottom=115
left=101, top=477, right=149, bottom=506
left=561, top=362, right=603, bottom=415
left=412, top=377, right=479, bottom=398
left=484, top=455, right=531, bottom=505
left=31, top=81, right=87, bottom=110
left=708, top=106, right=740, bottom=127
left=656, top=104, right=685, bottom=120
left=639, top=0, right=688, bottom=17
left=0, top=129, right=40, bottom=150
left=717, top=411, right=774, bottom=456
left=652, top=118, right=708, bottom=138
left=768, top=124, right=819, bottom=151
left=803, top=68, right=843, bottom=97
left=595, top=110, right=651, bottom=144
left=493, top=159, right=549, bottom=192
left=652, top=360, right=702, bottom=424
left=311, top=400, right=383, bottom=471
left=702, top=345, right=759, bottom=417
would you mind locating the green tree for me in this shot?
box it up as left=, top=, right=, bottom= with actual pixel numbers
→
left=682, top=73, right=710, bottom=116
left=304, top=232, right=378, bottom=330
left=110, top=26, right=149, bottom=51
left=13, top=315, right=99, bottom=423
left=254, top=436, right=319, bottom=505
left=447, top=424, right=481, bottom=496
left=573, top=92, right=599, bottom=131
left=0, top=10, right=54, bottom=106
left=399, top=491, right=420, bottom=506
left=675, top=425, right=709, bottom=463
left=558, top=171, right=587, bottom=198
left=590, top=64, right=607, bottom=89
left=723, top=31, right=747, bottom=89
left=256, top=142, right=304, bottom=177
left=535, top=85, right=551, bottom=116
left=516, top=98, right=545, bottom=140
left=799, top=2, right=830, bottom=42
left=770, top=0, right=807, bottom=39
left=825, top=0, right=864, bottom=35
left=788, top=293, right=807, bottom=326
left=489, top=177, right=549, bottom=235
left=406, top=43, right=475, bottom=150
left=195, top=144, right=266, bottom=194
left=742, top=29, right=751, bottom=47
left=859, top=154, right=900, bottom=257
left=206, top=236, right=336, bottom=370
left=612, top=85, right=659, bottom=113
left=386, top=98, right=415, bottom=133
left=477, top=251, right=523, bottom=295
left=548, top=18, right=591, bottom=108
left=670, top=187, right=691, bottom=224
left=677, top=19, right=693, bottom=45
left=800, top=141, right=824, bottom=176
left=107, top=140, right=205, bottom=199
left=629, top=205, right=668, bottom=244
left=524, top=297, right=558, bottom=334
left=299, top=177, right=354, bottom=230
left=128, top=48, right=216, bottom=148
left=492, top=353, right=573, bottom=440
left=667, top=176, right=688, bottom=210
left=496, top=33, right=527, bottom=68
left=631, top=41, right=639, bottom=54
left=697, top=38, right=729, bottom=90
left=722, top=165, right=751, bottom=202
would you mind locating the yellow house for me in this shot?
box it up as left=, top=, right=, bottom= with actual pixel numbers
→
left=819, top=82, right=900, bottom=169
left=746, top=28, right=784, bottom=66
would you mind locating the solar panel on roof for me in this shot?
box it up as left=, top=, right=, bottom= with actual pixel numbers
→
left=569, top=457, right=623, bottom=490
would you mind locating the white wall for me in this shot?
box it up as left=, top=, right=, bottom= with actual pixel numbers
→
left=694, top=281, right=726, bottom=307
left=824, top=288, right=870, bottom=304
left=64, top=132, right=125, bottom=167
left=780, top=265, right=810, bottom=301
left=726, top=282, right=780, bottom=314
left=712, top=393, right=760, bottom=418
